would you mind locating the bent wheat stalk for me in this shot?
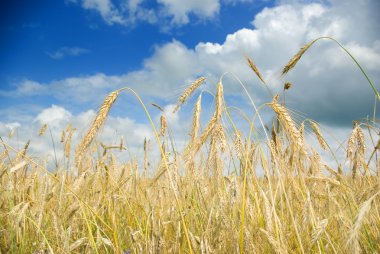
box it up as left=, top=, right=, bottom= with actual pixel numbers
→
left=282, top=36, right=380, bottom=100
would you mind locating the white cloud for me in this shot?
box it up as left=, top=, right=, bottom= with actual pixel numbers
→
left=124, top=40, right=201, bottom=96
left=2, top=0, right=380, bottom=128
left=5, top=122, right=21, bottom=131
left=342, top=42, right=380, bottom=70
left=46, top=47, right=89, bottom=60
left=68, top=0, right=157, bottom=26
left=121, top=0, right=158, bottom=24
left=1, top=41, right=200, bottom=103
left=34, top=105, right=73, bottom=128
left=223, top=0, right=254, bottom=4
left=82, top=0, right=127, bottom=25
left=0, top=73, right=122, bottom=104
left=71, top=0, right=220, bottom=27
left=50, top=73, right=122, bottom=104
left=157, top=0, right=220, bottom=24
left=0, top=80, right=47, bottom=97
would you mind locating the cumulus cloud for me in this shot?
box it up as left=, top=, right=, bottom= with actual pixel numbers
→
left=66, top=0, right=157, bottom=26
left=2, top=0, right=380, bottom=128
left=0, top=80, right=47, bottom=97
left=157, top=0, right=220, bottom=24
left=34, top=105, right=73, bottom=128
left=46, top=47, right=89, bottom=60
left=70, top=0, right=221, bottom=27
left=223, top=0, right=254, bottom=4
left=81, top=0, right=127, bottom=25
left=0, top=41, right=201, bottom=104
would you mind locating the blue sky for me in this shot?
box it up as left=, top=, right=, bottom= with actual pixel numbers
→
left=0, top=0, right=276, bottom=116
left=0, top=0, right=379, bottom=166
left=0, top=0, right=272, bottom=86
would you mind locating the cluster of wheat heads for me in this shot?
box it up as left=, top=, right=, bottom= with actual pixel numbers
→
left=1, top=37, right=380, bottom=253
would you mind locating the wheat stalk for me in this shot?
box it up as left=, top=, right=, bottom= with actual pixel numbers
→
left=185, top=84, right=220, bottom=160
left=311, top=219, right=328, bottom=244
left=259, top=228, right=288, bottom=254
left=184, top=94, right=202, bottom=172
left=347, top=192, right=380, bottom=253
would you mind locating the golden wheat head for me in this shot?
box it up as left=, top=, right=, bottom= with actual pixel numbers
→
left=282, top=39, right=317, bottom=75
left=246, top=57, right=266, bottom=84
left=173, top=77, right=206, bottom=113
left=75, top=90, right=120, bottom=167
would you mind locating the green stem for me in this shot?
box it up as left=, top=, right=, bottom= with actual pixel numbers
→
left=313, top=36, right=379, bottom=100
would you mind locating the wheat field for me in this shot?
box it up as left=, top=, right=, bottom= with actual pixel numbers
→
left=0, top=37, right=379, bottom=254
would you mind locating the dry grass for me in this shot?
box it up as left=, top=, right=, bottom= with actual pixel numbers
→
left=1, top=39, right=380, bottom=254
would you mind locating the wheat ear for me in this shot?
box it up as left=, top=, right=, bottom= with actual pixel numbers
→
left=173, top=77, right=206, bottom=113
left=310, top=122, right=328, bottom=150
left=347, top=192, right=380, bottom=252
left=284, top=82, right=292, bottom=90
left=246, top=57, right=266, bottom=84
left=160, top=115, right=167, bottom=137
left=183, top=95, right=202, bottom=165
left=64, top=128, right=76, bottom=158
left=282, top=39, right=317, bottom=75
left=75, top=90, right=120, bottom=167
left=190, top=94, right=202, bottom=141
left=38, top=124, right=48, bottom=136
left=215, top=82, right=224, bottom=122
left=268, top=98, right=303, bottom=150
left=347, top=126, right=358, bottom=160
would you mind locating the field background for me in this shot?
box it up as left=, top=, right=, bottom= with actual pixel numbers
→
left=1, top=1, right=380, bottom=253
